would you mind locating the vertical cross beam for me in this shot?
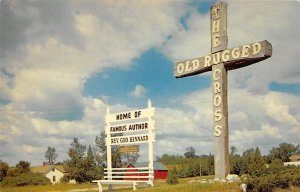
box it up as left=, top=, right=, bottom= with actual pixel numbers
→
left=211, top=2, right=229, bottom=179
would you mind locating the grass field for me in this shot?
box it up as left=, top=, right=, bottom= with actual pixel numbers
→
left=1, top=176, right=299, bottom=192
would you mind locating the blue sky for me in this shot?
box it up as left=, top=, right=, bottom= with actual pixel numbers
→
left=1, top=0, right=300, bottom=166
left=84, top=48, right=211, bottom=108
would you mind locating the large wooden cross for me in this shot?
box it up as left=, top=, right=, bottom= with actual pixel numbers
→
left=174, top=2, right=272, bottom=179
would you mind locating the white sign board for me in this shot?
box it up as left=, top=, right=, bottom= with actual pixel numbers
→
left=107, top=121, right=150, bottom=134
left=104, top=100, right=155, bottom=185
left=108, top=134, right=152, bottom=145
left=106, top=108, right=155, bottom=123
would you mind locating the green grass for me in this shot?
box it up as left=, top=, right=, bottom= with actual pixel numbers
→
left=0, top=183, right=97, bottom=192
left=1, top=176, right=299, bottom=192
left=0, top=176, right=237, bottom=192
left=124, top=176, right=240, bottom=192
left=275, top=186, right=300, bottom=192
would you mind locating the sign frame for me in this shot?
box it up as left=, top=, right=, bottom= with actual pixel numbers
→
left=105, top=100, right=155, bottom=185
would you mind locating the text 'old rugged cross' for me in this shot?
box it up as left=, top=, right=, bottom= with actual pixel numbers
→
left=174, top=2, right=272, bottom=179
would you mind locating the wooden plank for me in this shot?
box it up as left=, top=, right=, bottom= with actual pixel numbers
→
left=105, top=167, right=150, bottom=171
left=104, top=176, right=153, bottom=179
left=226, top=40, right=272, bottom=70
left=106, top=108, right=155, bottom=123
left=174, top=40, right=272, bottom=78
left=211, top=2, right=227, bottom=53
left=104, top=171, right=153, bottom=174
left=212, top=63, right=229, bottom=179
left=108, top=121, right=150, bottom=134
left=108, top=133, right=154, bottom=146
left=119, top=145, right=140, bottom=153
left=93, top=180, right=150, bottom=184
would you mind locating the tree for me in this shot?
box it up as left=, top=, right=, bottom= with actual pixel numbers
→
left=64, top=138, right=87, bottom=183
left=69, top=138, right=86, bottom=159
left=166, top=167, right=178, bottom=184
left=242, top=148, right=255, bottom=157
left=247, top=147, right=266, bottom=177
left=207, top=154, right=215, bottom=175
left=184, top=147, right=196, bottom=158
left=269, top=158, right=284, bottom=174
left=269, top=142, right=297, bottom=162
left=95, top=131, right=107, bottom=167
left=85, top=145, right=101, bottom=181
left=45, top=146, right=58, bottom=164
left=64, top=138, right=103, bottom=183
left=0, top=162, right=9, bottom=182
left=121, top=152, right=140, bottom=165
left=86, top=145, right=96, bottom=167
left=16, top=160, right=30, bottom=174
left=95, top=132, right=122, bottom=167
left=94, top=131, right=139, bottom=168
left=296, top=144, right=300, bottom=154
left=230, top=146, right=237, bottom=156
left=111, top=145, right=122, bottom=168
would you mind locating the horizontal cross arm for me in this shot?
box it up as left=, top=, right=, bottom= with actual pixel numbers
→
left=174, top=40, right=272, bottom=78
left=225, top=40, right=272, bottom=70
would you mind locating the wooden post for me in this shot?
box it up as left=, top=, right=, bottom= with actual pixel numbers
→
left=210, top=2, right=230, bottom=179
left=105, top=107, right=113, bottom=191
left=148, top=99, right=154, bottom=186
left=212, top=63, right=229, bottom=179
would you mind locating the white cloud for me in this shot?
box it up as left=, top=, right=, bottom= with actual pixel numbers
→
left=129, top=85, right=148, bottom=98
left=0, top=0, right=189, bottom=165
left=0, top=96, right=107, bottom=165
left=263, top=92, right=299, bottom=126
left=21, top=145, right=40, bottom=155
left=2, top=0, right=188, bottom=117
left=153, top=89, right=300, bottom=156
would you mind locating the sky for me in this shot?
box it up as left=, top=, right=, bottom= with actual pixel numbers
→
left=1, top=0, right=300, bottom=166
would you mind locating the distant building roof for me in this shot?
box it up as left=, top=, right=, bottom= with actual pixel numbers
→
left=289, top=154, right=300, bottom=162
left=31, top=165, right=67, bottom=174
left=127, top=162, right=168, bottom=171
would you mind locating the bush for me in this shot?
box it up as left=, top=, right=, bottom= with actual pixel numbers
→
left=1, top=172, right=51, bottom=187
left=246, top=175, right=275, bottom=192
left=245, top=167, right=300, bottom=192
left=60, top=174, right=71, bottom=183
left=274, top=173, right=291, bottom=189
left=166, top=168, right=179, bottom=184
left=0, top=162, right=9, bottom=182
left=7, top=168, right=21, bottom=177
left=292, top=173, right=300, bottom=187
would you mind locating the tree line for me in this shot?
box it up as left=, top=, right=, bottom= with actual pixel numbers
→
left=156, top=142, right=300, bottom=178
left=1, top=135, right=299, bottom=185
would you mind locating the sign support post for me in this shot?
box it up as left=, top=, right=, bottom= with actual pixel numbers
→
left=148, top=100, right=155, bottom=186
left=105, top=107, right=113, bottom=191
left=174, top=2, right=272, bottom=179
